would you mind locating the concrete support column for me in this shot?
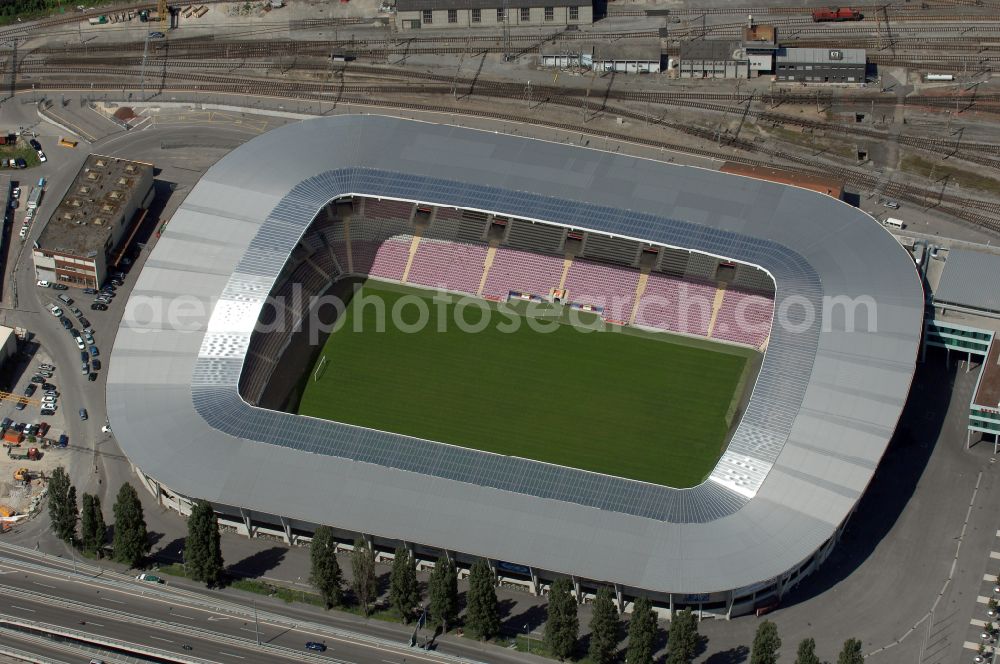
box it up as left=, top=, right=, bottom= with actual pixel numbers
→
left=571, top=576, right=581, bottom=603
left=614, top=584, right=624, bottom=613
left=669, top=593, right=674, bottom=616
left=279, top=516, right=293, bottom=545
left=725, top=592, right=734, bottom=620
left=154, top=480, right=163, bottom=507
left=530, top=568, right=540, bottom=596
left=240, top=508, right=254, bottom=538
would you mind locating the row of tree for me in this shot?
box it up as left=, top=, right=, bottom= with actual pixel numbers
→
left=753, top=620, right=865, bottom=664
left=306, top=527, right=866, bottom=664
left=48, top=467, right=150, bottom=567
left=48, top=468, right=226, bottom=587
left=50, top=477, right=864, bottom=663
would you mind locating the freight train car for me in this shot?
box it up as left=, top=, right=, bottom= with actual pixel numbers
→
left=812, top=7, right=863, bottom=21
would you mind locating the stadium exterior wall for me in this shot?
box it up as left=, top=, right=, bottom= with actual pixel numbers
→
left=130, top=460, right=846, bottom=618
left=108, top=115, right=924, bottom=617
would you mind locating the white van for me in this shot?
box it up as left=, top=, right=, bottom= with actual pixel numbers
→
left=884, top=217, right=905, bottom=230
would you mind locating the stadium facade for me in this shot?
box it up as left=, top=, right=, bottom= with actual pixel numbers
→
left=107, top=115, right=924, bottom=618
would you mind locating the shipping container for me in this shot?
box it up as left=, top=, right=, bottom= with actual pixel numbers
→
left=925, top=73, right=955, bottom=81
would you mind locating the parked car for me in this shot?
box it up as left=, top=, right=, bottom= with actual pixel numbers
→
left=38, top=364, right=55, bottom=371
left=59, top=317, right=71, bottom=329
left=40, top=408, right=55, bottom=416
left=47, top=305, right=62, bottom=317
left=101, top=424, right=112, bottom=433
left=88, top=372, right=97, bottom=382
left=0, top=417, right=11, bottom=430
left=78, top=317, right=91, bottom=328
left=42, top=383, right=55, bottom=391
left=37, top=371, right=51, bottom=378
left=81, top=362, right=89, bottom=375
left=36, top=280, right=50, bottom=288
left=57, top=294, right=73, bottom=305
left=91, top=359, right=101, bottom=370
left=88, top=346, right=99, bottom=357
left=15, top=158, right=26, bottom=168
left=52, top=283, right=68, bottom=291
left=14, top=401, right=25, bottom=411
left=91, top=303, right=107, bottom=311
left=28, top=139, right=40, bottom=150
left=79, top=350, right=89, bottom=363
left=95, top=296, right=111, bottom=304
left=70, top=306, right=82, bottom=317
left=23, top=384, right=35, bottom=397
left=36, top=150, right=46, bottom=163
left=75, top=336, right=85, bottom=350
left=305, top=642, right=327, bottom=652
left=83, top=288, right=97, bottom=295
left=58, top=434, right=68, bottom=447
left=37, top=422, right=49, bottom=436
left=79, top=408, right=88, bottom=421
left=30, top=375, right=44, bottom=384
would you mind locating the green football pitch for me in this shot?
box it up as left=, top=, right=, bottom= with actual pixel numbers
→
left=297, top=282, right=756, bottom=488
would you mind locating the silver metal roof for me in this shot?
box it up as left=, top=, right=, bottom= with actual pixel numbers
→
left=934, top=249, right=1000, bottom=315
left=777, top=47, right=866, bottom=65
left=107, top=115, right=924, bottom=594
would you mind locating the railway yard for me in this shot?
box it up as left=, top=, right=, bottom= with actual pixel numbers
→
left=0, top=0, right=996, bottom=236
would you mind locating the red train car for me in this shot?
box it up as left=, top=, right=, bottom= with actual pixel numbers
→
left=811, top=7, right=863, bottom=21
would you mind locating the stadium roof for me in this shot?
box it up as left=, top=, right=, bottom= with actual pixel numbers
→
left=934, top=249, right=1000, bottom=315
left=107, top=115, right=924, bottom=595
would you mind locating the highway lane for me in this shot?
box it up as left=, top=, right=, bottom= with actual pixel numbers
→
left=0, top=545, right=486, bottom=664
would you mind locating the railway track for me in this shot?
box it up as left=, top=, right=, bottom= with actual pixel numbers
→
left=11, top=63, right=999, bottom=231
left=19, top=63, right=1000, bottom=169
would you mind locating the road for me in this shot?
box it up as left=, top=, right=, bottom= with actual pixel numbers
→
left=0, top=541, right=504, bottom=664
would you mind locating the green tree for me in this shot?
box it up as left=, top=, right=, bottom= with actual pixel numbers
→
left=795, top=637, right=820, bottom=664
left=837, top=638, right=864, bottom=664
left=465, top=558, right=499, bottom=641
left=185, top=501, right=224, bottom=587
left=666, top=608, right=699, bottom=664
left=389, top=546, right=420, bottom=623
left=309, top=526, right=344, bottom=608
left=429, top=556, right=459, bottom=631
left=751, top=620, right=781, bottom=664
left=112, top=482, right=149, bottom=568
left=80, top=493, right=106, bottom=556
left=626, top=596, right=658, bottom=664
left=46, top=466, right=77, bottom=543
left=351, top=538, right=377, bottom=617
left=544, top=578, right=578, bottom=661
left=588, top=586, right=621, bottom=664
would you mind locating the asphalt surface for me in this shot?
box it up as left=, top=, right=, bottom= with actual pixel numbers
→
left=0, top=542, right=504, bottom=664
left=0, top=90, right=999, bottom=664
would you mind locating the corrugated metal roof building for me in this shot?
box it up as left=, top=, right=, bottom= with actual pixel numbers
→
left=107, top=114, right=923, bottom=619
left=775, top=47, right=866, bottom=84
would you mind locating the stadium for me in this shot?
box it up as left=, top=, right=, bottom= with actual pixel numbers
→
left=107, top=115, right=924, bottom=618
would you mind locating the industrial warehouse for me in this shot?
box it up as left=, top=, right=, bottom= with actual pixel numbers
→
left=107, top=115, right=924, bottom=618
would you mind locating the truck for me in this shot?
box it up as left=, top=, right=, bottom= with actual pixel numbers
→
left=26, top=187, right=42, bottom=210
left=7, top=447, right=39, bottom=461
left=812, top=7, right=863, bottom=21
left=88, top=15, right=107, bottom=25
left=2, top=430, right=23, bottom=445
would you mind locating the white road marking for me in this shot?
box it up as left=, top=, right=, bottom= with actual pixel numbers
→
left=150, top=636, right=173, bottom=643
left=239, top=628, right=257, bottom=633
left=965, top=640, right=986, bottom=651
left=218, top=651, right=245, bottom=659
left=11, top=606, right=35, bottom=612
left=972, top=618, right=987, bottom=627
left=88, top=622, right=104, bottom=627
left=174, top=614, right=197, bottom=620
left=33, top=582, right=57, bottom=589
left=991, top=551, right=1000, bottom=560
left=101, top=597, right=125, bottom=604
left=978, top=595, right=991, bottom=604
